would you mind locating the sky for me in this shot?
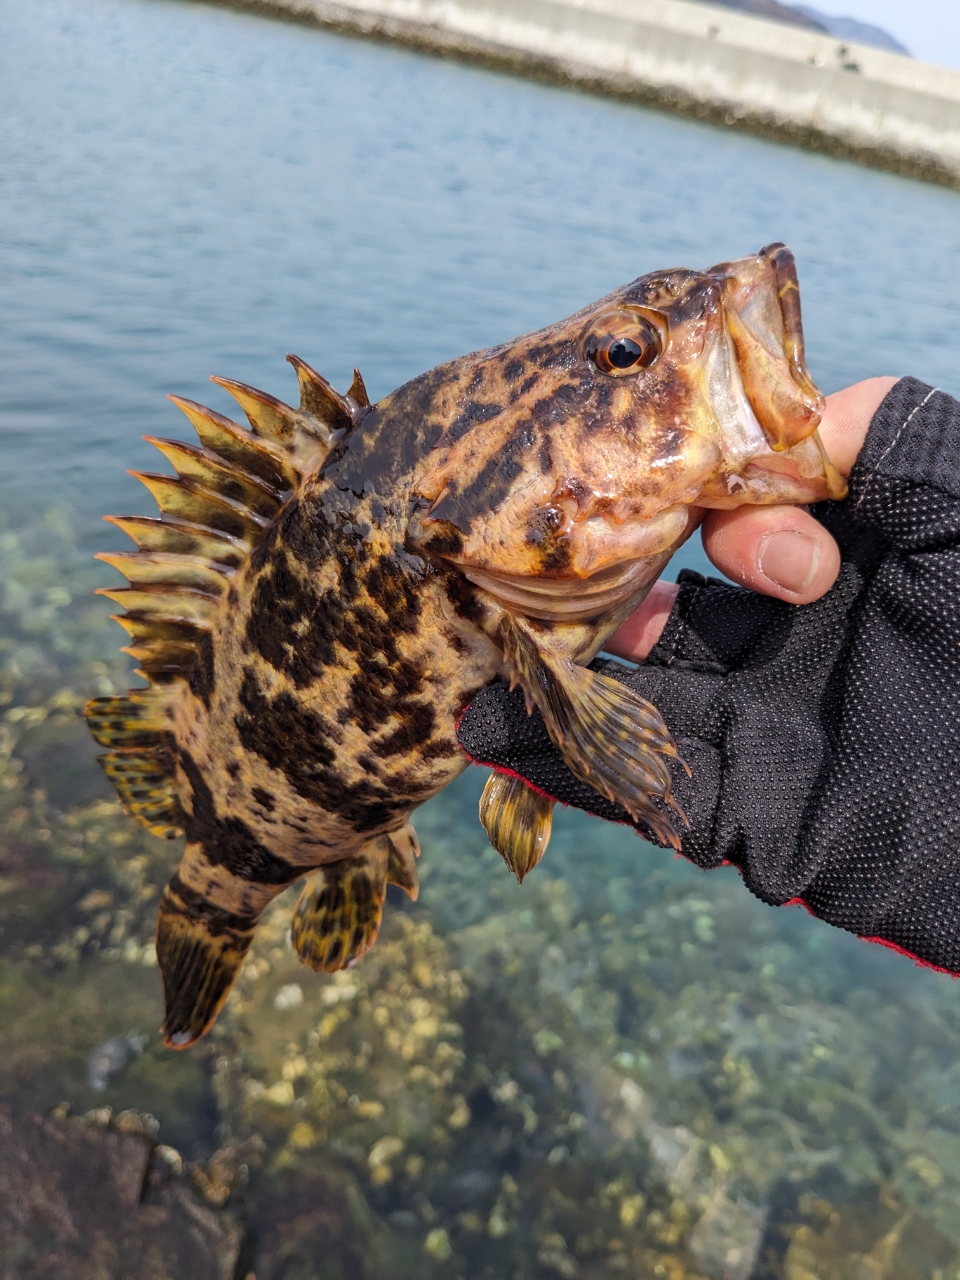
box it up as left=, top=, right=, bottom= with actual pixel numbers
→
left=821, top=0, right=960, bottom=69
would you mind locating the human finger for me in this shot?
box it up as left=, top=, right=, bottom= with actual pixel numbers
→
left=816, top=376, right=898, bottom=475
left=700, top=503, right=841, bottom=604
left=606, top=578, right=680, bottom=663
left=698, top=377, right=898, bottom=603
left=605, top=500, right=839, bottom=660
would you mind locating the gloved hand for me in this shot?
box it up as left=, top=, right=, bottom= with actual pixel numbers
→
left=458, top=377, right=960, bottom=973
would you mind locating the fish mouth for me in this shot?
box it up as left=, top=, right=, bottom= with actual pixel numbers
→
left=462, top=555, right=667, bottom=624
left=710, top=242, right=825, bottom=454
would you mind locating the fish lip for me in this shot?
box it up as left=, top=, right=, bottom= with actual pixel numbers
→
left=708, top=243, right=825, bottom=452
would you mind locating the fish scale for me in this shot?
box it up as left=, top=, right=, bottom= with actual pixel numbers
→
left=85, top=245, right=846, bottom=1049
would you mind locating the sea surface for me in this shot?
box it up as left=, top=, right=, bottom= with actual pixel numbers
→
left=2, top=0, right=960, bottom=1274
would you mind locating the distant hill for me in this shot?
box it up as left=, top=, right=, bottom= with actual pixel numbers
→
left=794, top=6, right=911, bottom=54
left=707, top=0, right=827, bottom=31
left=705, top=0, right=911, bottom=56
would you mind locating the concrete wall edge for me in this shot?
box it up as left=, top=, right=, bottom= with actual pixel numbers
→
left=190, top=0, right=960, bottom=189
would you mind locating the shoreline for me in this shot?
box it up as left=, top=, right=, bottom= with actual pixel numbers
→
left=194, top=0, right=960, bottom=189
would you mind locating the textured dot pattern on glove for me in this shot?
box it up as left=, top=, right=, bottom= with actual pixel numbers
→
left=458, top=378, right=960, bottom=975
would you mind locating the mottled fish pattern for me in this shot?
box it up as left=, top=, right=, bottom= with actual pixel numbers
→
left=86, top=245, right=846, bottom=1047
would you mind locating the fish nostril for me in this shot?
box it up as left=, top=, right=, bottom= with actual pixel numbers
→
left=526, top=506, right=565, bottom=545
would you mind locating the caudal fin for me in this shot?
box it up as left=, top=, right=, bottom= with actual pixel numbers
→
left=156, top=871, right=258, bottom=1049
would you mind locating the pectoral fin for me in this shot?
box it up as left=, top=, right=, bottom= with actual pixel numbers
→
left=503, top=616, right=687, bottom=850
left=291, top=836, right=391, bottom=972
left=480, top=771, right=554, bottom=883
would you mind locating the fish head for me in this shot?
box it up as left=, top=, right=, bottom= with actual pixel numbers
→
left=407, top=243, right=845, bottom=623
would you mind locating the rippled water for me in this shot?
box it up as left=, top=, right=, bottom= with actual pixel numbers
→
left=3, top=0, right=960, bottom=1274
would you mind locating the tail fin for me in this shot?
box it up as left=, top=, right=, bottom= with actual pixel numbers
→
left=156, top=867, right=259, bottom=1049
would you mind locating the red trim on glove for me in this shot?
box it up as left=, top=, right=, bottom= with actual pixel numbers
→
left=858, top=934, right=959, bottom=978
left=470, top=759, right=566, bottom=808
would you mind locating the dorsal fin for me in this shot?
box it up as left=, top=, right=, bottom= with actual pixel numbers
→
left=166, top=397, right=299, bottom=491
left=129, top=472, right=270, bottom=542
left=104, top=515, right=250, bottom=566
left=96, top=550, right=233, bottom=594
left=286, top=354, right=355, bottom=434
left=85, top=361, right=358, bottom=834
left=96, top=585, right=221, bottom=629
left=144, top=436, right=283, bottom=519
left=208, top=376, right=298, bottom=442
left=347, top=367, right=370, bottom=409
left=207, top=376, right=339, bottom=478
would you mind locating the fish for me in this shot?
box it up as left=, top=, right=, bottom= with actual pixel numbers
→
left=84, top=243, right=846, bottom=1049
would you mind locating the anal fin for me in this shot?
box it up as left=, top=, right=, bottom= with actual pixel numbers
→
left=385, top=823, right=420, bottom=899
left=503, top=617, right=687, bottom=850
left=291, top=836, right=392, bottom=972
left=480, top=771, right=554, bottom=883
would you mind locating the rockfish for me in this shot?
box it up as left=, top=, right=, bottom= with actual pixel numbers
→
left=85, top=244, right=845, bottom=1047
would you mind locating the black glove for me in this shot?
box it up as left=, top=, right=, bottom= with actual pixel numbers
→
left=458, top=378, right=960, bottom=973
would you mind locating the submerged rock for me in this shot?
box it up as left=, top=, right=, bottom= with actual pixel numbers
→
left=87, top=1030, right=147, bottom=1091
left=0, top=1105, right=243, bottom=1279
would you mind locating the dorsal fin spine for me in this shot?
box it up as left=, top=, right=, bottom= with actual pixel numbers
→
left=169, top=396, right=298, bottom=490
left=88, top=361, right=354, bottom=838
left=286, top=354, right=354, bottom=434
left=347, top=367, right=371, bottom=409
left=105, top=515, right=251, bottom=563
left=209, top=376, right=341, bottom=477
left=144, top=437, right=283, bottom=518
left=96, top=551, right=233, bottom=594
left=208, top=377, right=298, bottom=442
left=97, top=586, right=220, bottom=628
left=130, top=472, right=271, bottom=541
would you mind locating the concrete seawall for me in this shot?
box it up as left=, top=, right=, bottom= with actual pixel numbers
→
left=215, top=0, right=960, bottom=187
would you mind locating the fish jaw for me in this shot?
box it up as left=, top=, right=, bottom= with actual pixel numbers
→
left=460, top=536, right=681, bottom=627
left=708, top=242, right=826, bottom=454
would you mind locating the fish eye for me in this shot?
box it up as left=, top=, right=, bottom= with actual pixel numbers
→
left=580, top=309, right=664, bottom=377
left=608, top=338, right=644, bottom=368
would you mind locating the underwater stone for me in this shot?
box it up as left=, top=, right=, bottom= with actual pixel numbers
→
left=87, top=1030, right=148, bottom=1091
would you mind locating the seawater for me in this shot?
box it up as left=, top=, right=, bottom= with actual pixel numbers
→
left=2, top=0, right=960, bottom=1274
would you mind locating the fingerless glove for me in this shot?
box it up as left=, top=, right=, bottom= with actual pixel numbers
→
left=458, top=378, right=960, bottom=973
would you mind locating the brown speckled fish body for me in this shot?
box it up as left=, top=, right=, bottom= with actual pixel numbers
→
left=85, top=245, right=846, bottom=1048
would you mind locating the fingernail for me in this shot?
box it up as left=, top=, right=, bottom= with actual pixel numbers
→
left=758, top=530, right=821, bottom=595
